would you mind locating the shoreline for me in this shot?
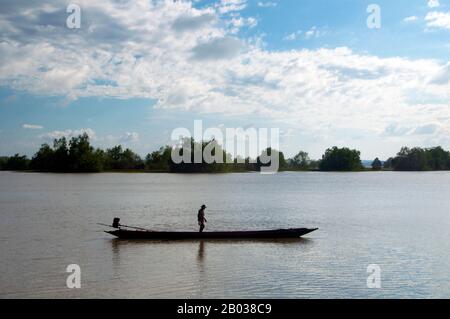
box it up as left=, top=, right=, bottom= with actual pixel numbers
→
left=2, top=169, right=449, bottom=174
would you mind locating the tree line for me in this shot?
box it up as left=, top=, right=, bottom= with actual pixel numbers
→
left=1, top=133, right=450, bottom=172
left=382, top=146, right=450, bottom=171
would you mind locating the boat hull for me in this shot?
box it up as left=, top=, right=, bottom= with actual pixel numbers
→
left=106, top=228, right=318, bottom=240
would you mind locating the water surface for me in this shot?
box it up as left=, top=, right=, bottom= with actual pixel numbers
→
left=0, top=171, right=449, bottom=298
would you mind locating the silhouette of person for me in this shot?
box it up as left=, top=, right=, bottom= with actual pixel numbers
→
left=198, top=204, right=207, bottom=233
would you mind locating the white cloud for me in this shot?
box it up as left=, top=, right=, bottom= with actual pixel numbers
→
left=305, top=27, right=316, bottom=39
left=257, top=2, right=277, bottom=8
left=413, top=123, right=439, bottom=135
left=245, top=17, right=257, bottom=28
left=383, top=123, right=412, bottom=137
left=191, top=37, right=243, bottom=60
left=284, top=27, right=324, bottom=41
left=216, top=0, right=247, bottom=14
left=172, top=13, right=217, bottom=32
left=0, top=0, right=449, bottom=151
left=22, top=124, right=43, bottom=130
left=304, top=26, right=325, bottom=39
left=283, top=31, right=300, bottom=41
left=227, top=16, right=257, bottom=33
left=39, top=128, right=96, bottom=141
left=37, top=129, right=141, bottom=150
left=425, top=11, right=450, bottom=29
left=403, top=16, right=418, bottom=22
left=430, top=62, right=450, bottom=84
left=120, top=132, right=140, bottom=143
left=428, top=0, right=440, bottom=8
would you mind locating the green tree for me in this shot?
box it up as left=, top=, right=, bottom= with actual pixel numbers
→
left=105, top=146, right=122, bottom=169
left=67, top=133, right=103, bottom=172
left=383, top=157, right=394, bottom=170
left=145, top=146, right=172, bottom=171
left=30, top=144, right=55, bottom=171
left=105, top=145, right=144, bottom=170
left=0, top=157, right=7, bottom=170
left=308, top=160, right=320, bottom=170
left=291, top=151, right=310, bottom=170
left=392, top=147, right=429, bottom=171
left=391, top=146, right=450, bottom=171
left=371, top=157, right=382, bottom=170
left=257, top=147, right=287, bottom=172
left=319, top=146, right=362, bottom=171
left=426, top=146, right=450, bottom=170
left=53, top=137, right=70, bottom=171
left=121, top=148, right=144, bottom=169
left=30, top=135, right=102, bottom=172
left=169, top=138, right=232, bottom=173
left=4, top=154, right=30, bottom=170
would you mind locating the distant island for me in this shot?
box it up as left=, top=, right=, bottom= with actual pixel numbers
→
left=1, top=133, right=450, bottom=173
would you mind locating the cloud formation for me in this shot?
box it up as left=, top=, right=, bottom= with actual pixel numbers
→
left=216, top=0, right=247, bottom=14
left=403, top=16, right=418, bottom=23
left=172, top=13, right=217, bottom=32
left=426, top=11, right=450, bottom=30
left=428, top=0, right=440, bottom=8
left=22, top=124, right=43, bottom=130
left=257, top=2, right=277, bottom=8
left=0, top=0, right=449, bottom=149
left=120, top=132, right=140, bottom=143
left=39, top=128, right=96, bottom=141
left=191, top=37, right=243, bottom=60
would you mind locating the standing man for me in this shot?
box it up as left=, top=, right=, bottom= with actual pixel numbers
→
left=198, top=204, right=207, bottom=233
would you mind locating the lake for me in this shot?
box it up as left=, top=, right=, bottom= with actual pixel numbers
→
left=0, top=171, right=449, bottom=298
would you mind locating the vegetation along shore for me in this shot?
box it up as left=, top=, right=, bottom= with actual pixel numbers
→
left=1, top=133, right=450, bottom=173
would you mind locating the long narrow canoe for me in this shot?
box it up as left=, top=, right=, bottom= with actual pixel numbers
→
left=106, top=228, right=318, bottom=240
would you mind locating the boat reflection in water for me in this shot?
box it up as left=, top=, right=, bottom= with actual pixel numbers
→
left=198, top=241, right=205, bottom=262
left=109, top=236, right=314, bottom=267
left=105, top=236, right=316, bottom=298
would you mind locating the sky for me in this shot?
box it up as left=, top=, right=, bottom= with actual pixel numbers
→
left=0, top=0, right=449, bottom=160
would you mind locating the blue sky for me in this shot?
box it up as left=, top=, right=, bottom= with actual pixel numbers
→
left=1, top=0, right=449, bottom=159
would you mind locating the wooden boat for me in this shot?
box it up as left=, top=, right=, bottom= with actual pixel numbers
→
left=106, top=228, right=318, bottom=240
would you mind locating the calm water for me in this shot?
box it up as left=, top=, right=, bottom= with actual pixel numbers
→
left=0, top=171, right=449, bottom=298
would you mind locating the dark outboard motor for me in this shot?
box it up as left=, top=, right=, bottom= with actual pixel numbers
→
left=112, top=217, right=121, bottom=229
